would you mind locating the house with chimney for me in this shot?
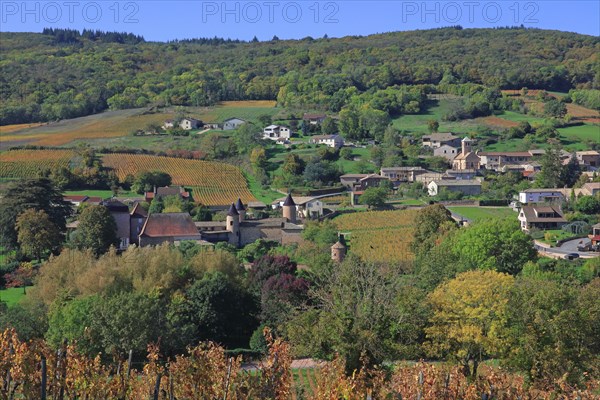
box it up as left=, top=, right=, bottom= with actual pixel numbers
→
left=518, top=205, right=567, bottom=232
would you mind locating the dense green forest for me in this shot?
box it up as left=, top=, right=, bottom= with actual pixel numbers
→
left=1, top=27, right=598, bottom=125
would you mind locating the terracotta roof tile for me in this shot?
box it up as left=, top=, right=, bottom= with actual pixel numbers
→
left=140, top=213, right=200, bottom=237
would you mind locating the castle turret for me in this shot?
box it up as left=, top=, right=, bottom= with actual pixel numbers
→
left=226, top=203, right=240, bottom=246
left=461, top=136, right=473, bottom=155
left=235, top=198, right=246, bottom=223
left=282, top=193, right=297, bottom=224
left=331, top=234, right=347, bottom=262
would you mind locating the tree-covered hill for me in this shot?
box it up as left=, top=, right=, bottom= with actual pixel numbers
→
left=1, top=27, right=598, bottom=124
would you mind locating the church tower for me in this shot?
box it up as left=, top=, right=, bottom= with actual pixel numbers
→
left=461, top=136, right=473, bottom=155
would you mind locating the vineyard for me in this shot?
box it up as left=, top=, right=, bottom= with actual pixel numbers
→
left=101, top=154, right=256, bottom=206
left=334, top=210, right=418, bottom=264
left=0, top=149, right=74, bottom=178
left=1, top=328, right=597, bottom=400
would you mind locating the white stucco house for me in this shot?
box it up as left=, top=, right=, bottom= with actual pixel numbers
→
left=309, top=134, right=344, bottom=148
left=263, top=125, right=292, bottom=140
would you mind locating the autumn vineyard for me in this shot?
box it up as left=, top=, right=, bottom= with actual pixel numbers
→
left=334, top=210, right=418, bottom=264
left=0, top=150, right=256, bottom=206
left=1, top=328, right=598, bottom=400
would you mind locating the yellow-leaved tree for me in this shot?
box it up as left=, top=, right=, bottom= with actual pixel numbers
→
left=425, top=270, right=514, bottom=378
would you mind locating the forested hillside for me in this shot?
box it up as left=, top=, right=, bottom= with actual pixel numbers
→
left=1, top=27, right=598, bottom=124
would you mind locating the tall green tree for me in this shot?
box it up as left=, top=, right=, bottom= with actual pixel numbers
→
left=505, top=277, right=600, bottom=386
left=286, top=256, right=407, bottom=371
left=450, top=219, right=537, bottom=275
left=535, top=143, right=564, bottom=188
left=358, top=187, right=388, bottom=209
left=0, top=178, right=72, bottom=249
left=168, top=272, right=258, bottom=349
left=72, top=205, right=118, bottom=256
left=411, top=204, right=455, bottom=256
left=16, top=209, right=62, bottom=261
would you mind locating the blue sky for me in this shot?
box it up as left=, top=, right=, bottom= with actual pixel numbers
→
left=1, top=1, right=598, bottom=41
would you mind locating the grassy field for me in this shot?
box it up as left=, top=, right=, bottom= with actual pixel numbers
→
left=68, top=133, right=205, bottom=151
left=0, top=287, right=29, bottom=307
left=392, top=98, right=478, bottom=135
left=538, top=229, right=579, bottom=245
left=558, top=124, right=599, bottom=142
left=64, top=189, right=136, bottom=198
left=388, top=198, right=427, bottom=205
left=242, top=171, right=282, bottom=204
left=447, top=206, right=516, bottom=222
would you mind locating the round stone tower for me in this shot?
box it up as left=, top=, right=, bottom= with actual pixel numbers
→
left=235, top=198, right=246, bottom=223
left=226, top=203, right=240, bottom=246
left=282, top=193, right=297, bottom=224
left=331, top=235, right=347, bottom=263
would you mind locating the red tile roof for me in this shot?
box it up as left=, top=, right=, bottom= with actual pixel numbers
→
left=140, top=213, right=200, bottom=237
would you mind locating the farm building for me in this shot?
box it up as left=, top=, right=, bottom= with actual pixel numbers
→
left=63, top=195, right=102, bottom=207
left=223, top=117, right=247, bottom=130
left=145, top=186, right=190, bottom=202
left=379, top=167, right=428, bottom=183
left=180, top=118, right=202, bottom=130
left=421, top=133, right=461, bottom=148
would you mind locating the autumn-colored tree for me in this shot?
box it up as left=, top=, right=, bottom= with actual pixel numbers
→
left=16, top=209, right=62, bottom=261
left=411, top=204, right=455, bottom=256
left=425, top=270, right=514, bottom=378
left=250, top=147, right=267, bottom=172
left=427, top=119, right=439, bottom=133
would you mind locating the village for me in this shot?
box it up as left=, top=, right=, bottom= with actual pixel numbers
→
left=1, top=24, right=599, bottom=398
left=59, top=115, right=600, bottom=261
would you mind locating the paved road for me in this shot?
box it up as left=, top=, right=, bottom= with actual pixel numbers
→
left=559, top=238, right=591, bottom=253
left=534, top=238, right=598, bottom=259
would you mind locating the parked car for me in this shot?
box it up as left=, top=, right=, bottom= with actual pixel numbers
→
left=564, top=253, right=580, bottom=260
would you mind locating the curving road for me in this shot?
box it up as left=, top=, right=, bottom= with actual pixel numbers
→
left=534, top=238, right=599, bottom=259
